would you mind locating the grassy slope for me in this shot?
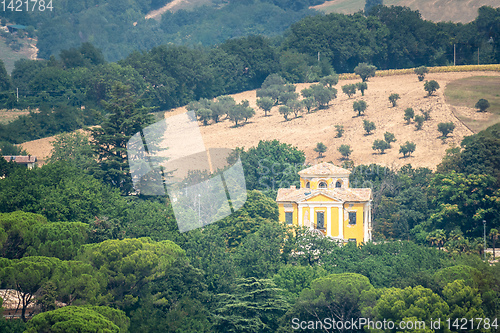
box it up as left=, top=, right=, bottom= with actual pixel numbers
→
left=313, top=0, right=500, bottom=22
left=0, top=35, right=37, bottom=73
left=444, top=76, right=500, bottom=132
left=17, top=67, right=500, bottom=168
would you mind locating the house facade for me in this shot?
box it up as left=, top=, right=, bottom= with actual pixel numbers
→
left=276, top=162, right=372, bottom=245
left=3, top=156, right=37, bottom=169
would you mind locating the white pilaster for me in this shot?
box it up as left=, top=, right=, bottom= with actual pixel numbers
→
left=326, top=206, right=331, bottom=237
left=338, top=204, right=344, bottom=239
left=364, top=203, right=368, bottom=242
left=309, top=207, right=313, bottom=229
left=298, top=205, right=303, bottom=227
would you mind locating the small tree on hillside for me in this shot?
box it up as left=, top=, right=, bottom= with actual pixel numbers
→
left=196, top=108, right=212, bottom=126
left=399, top=141, right=416, bottom=157
left=384, top=132, right=396, bottom=147
left=475, top=99, right=490, bottom=112
left=354, top=63, right=377, bottom=82
left=287, top=99, right=303, bottom=118
left=301, top=87, right=313, bottom=99
left=414, top=115, right=425, bottom=130
left=422, top=108, right=431, bottom=120
left=356, top=82, right=368, bottom=96
left=372, top=139, right=390, bottom=154
left=257, top=74, right=287, bottom=105
left=404, top=108, right=414, bottom=124
left=279, top=105, right=291, bottom=121
left=314, top=85, right=337, bottom=108
left=353, top=100, right=367, bottom=116
left=338, top=145, right=352, bottom=160
left=228, top=100, right=255, bottom=126
left=335, top=125, right=344, bottom=138
left=424, top=80, right=440, bottom=96
left=389, top=93, right=400, bottom=107
left=363, top=119, right=376, bottom=135
left=213, top=95, right=236, bottom=122
left=414, top=66, right=429, bottom=81
left=314, top=142, right=327, bottom=158
left=278, top=91, right=299, bottom=105
left=437, top=122, right=455, bottom=138
left=320, top=74, right=339, bottom=88
left=303, top=96, right=315, bottom=113
left=256, top=97, right=274, bottom=117
left=342, top=84, right=357, bottom=98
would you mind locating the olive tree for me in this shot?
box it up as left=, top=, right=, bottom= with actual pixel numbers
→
left=437, top=122, right=455, bottom=138
left=314, top=142, right=327, bottom=158
left=399, top=141, right=416, bottom=157
left=338, top=145, right=352, bottom=159
left=475, top=99, right=490, bottom=112
left=414, top=66, right=428, bottom=81
left=389, top=93, right=400, bottom=107
left=353, top=100, right=367, bottom=116
left=424, top=80, right=440, bottom=96
left=372, top=139, right=390, bottom=154
left=354, top=63, right=376, bottom=82
left=363, top=119, right=376, bottom=134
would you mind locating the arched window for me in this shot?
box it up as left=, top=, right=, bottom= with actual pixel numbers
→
left=318, top=181, right=327, bottom=189
left=306, top=181, right=310, bottom=188
left=335, top=180, right=342, bottom=188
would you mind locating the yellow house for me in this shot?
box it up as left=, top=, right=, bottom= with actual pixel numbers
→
left=276, top=162, right=372, bottom=245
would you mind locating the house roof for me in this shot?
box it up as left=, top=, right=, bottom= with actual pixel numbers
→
left=6, top=24, right=26, bottom=30
left=3, top=156, right=37, bottom=164
left=298, top=162, right=351, bottom=177
left=276, top=187, right=371, bottom=203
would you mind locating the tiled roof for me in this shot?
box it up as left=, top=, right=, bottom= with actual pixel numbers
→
left=276, top=187, right=371, bottom=203
left=3, top=156, right=37, bottom=163
left=298, top=162, right=351, bottom=176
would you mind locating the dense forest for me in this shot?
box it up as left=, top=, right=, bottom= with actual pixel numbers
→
left=0, top=0, right=322, bottom=61
left=0, top=2, right=499, bottom=332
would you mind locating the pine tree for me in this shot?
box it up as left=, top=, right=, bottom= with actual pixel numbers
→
left=213, top=277, right=289, bottom=333
left=90, top=82, right=154, bottom=195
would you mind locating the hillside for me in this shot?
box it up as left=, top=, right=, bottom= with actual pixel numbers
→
left=20, top=71, right=500, bottom=169
left=162, top=71, right=499, bottom=170
left=0, top=35, right=38, bottom=73
left=313, top=0, right=500, bottom=22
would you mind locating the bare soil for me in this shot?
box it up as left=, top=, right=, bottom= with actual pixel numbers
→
left=20, top=71, right=500, bottom=170
left=165, top=71, right=500, bottom=170
left=0, top=109, right=30, bottom=124
left=19, top=129, right=90, bottom=165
